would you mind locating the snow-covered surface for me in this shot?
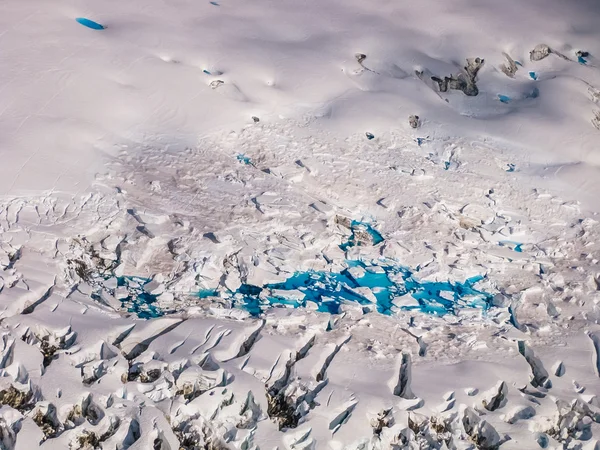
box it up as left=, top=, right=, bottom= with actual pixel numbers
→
left=1, top=0, right=600, bottom=448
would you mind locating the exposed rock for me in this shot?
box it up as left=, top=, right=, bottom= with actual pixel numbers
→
left=0, top=385, right=34, bottom=412
left=530, top=44, right=551, bottom=61
left=70, top=429, right=100, bottom=450
left=593, top=110, right=600, bottom=130
left=545, top=399, right=600, bottom=444
left=370, top=408, right=394, bottom=436
left=65, top=394, right=104, bottom=428
left=500, top=52, right=519, bottom=78
left=355, top=53, right=367, bottom=65
left=408, top=115, right=420, bottom=129
left=32, top=402, right=62, bottom=439
left=431, top=58, right=484, bottom=97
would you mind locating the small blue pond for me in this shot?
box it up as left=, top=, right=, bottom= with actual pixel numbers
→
left=498, top=94, right=511, bottom=104
left=111, top=221, right=494, bottom=319
left=237, top=154, right=252, bottom=165
left=76, top=18, right=105, bottom=30
left=499, top=241, right=523, bottom=253
left=529, top=71, right=538, bottom=81
left=111, top=276, right=164, bottom=319
left=220, top=259, right=493, bottom=317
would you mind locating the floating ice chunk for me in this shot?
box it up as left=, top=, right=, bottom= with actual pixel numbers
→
left=347, top=265, right=366, bottom=279
left=76, top=18, right=105, bottom=30
left=351, top=287, right=377, bottom=303
left=392, top=295, right=420, bottom=308
left=102, top=277, right=118, bottom=289
left=144, top=276, right=165, bottom=296
left=115, top=286, right=129, bottom=300
left=270, top=289, right=305, bottom=302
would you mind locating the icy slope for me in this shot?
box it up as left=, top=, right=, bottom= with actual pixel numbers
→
left=1, top=0, right=599, bottom=199
left=1, top=0, right=600, bottom=448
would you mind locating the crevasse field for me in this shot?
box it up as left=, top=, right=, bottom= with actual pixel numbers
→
left=1, top=0, right=600, bottom=448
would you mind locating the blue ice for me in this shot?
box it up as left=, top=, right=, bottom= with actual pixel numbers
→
left=498, top=94, right=511, bottom=104
left=76, top=18, right=105, bottom=30
left=499, top=241, right=523, bottom=253
left=115, top=276, right=164, bottom=319
left=526, top=87, right=540, bottom=99
left=226, top=260, right=493, bottom=317
left=117, top=222, right=493, bottom=319
left=529, top=71, right=538, bottom=80
left=198, top=289, right=217, bottom=298
left=119, top=259, right=493, bottom=319
left=237, top=154, right=252, bottom=165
